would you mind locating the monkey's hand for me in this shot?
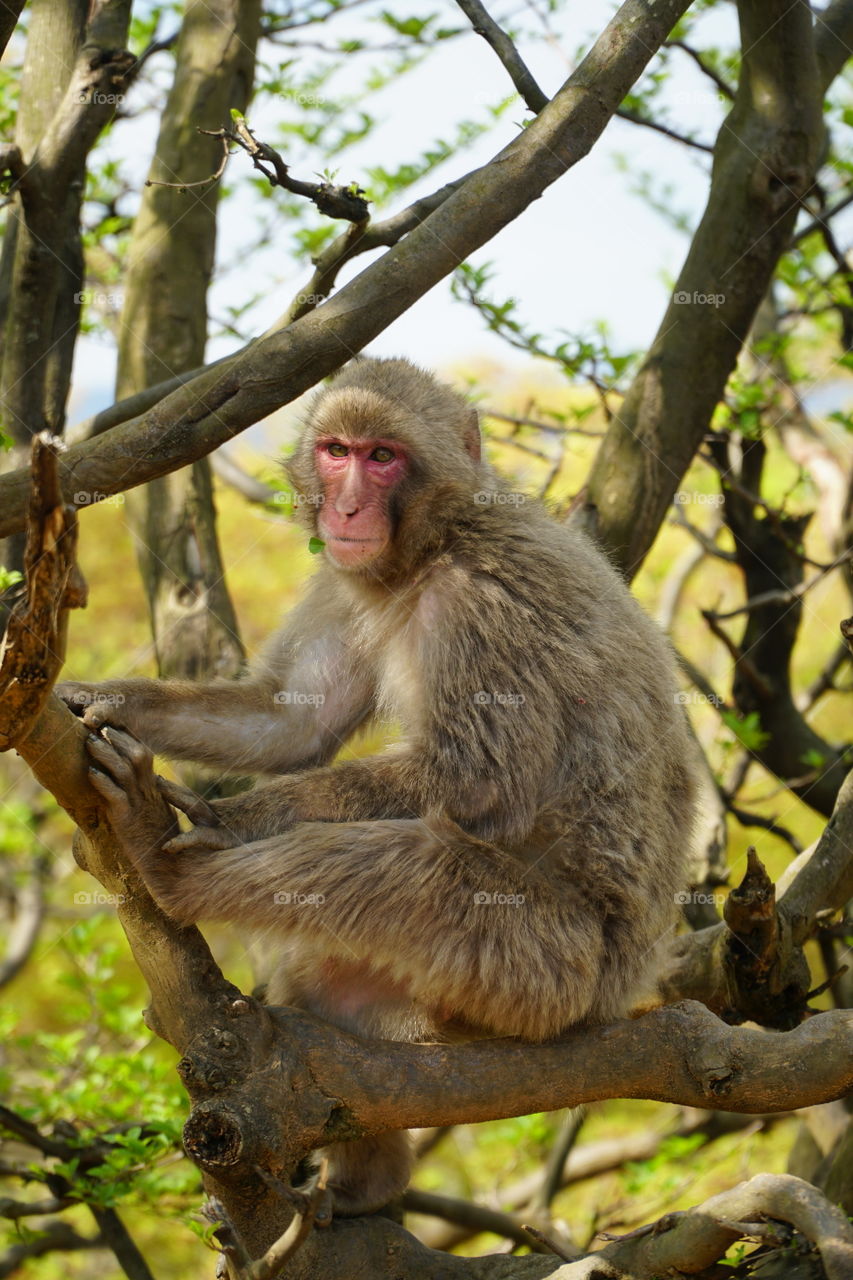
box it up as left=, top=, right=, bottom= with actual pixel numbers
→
left=160, top=777, right=304, bottom=851
left=86, top=727, right=180, bottom=871
left=156, top=779, right=241, bottom=855
left=57, top=680, right=134, bottom=730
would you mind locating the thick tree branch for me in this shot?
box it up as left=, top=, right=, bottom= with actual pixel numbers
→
left=815, top=0, right=853, bottom=87
left=587, top=1173, right=853, bottom=1280
left=0, top=8, right=133, bottom=448
left=0, top=0, right=692, bottom=537
left=67, top=175, right=476, bottom=445
left=578, top=0, right=826, bottom=577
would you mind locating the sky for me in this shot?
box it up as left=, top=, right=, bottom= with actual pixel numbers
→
left=65, top=0, right=853, bottom=440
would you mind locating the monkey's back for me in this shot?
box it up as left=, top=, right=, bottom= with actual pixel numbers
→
left=425, top=498, right=698, bottom=1024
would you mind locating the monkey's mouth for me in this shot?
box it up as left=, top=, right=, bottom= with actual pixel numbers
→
left=329, top=535, right=381, bottom=543
left=324, top=533, right=388, bottom=566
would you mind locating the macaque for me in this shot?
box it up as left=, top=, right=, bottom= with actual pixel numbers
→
left=60, top=357, right=696, bottom=1215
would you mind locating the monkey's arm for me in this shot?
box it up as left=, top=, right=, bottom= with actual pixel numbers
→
left=192, top=751, right=512, bottom=846
left=58, top=574, right=375, bottom=774
left=167, top=571, right=553, bottom=843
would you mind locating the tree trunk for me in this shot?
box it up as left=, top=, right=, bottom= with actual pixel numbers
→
left=115, top=0, right=261, bottom=766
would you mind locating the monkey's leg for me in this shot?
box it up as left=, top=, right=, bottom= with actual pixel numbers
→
left=268, top=953, right=428, bottom=1216
left=131, top=814, right=609, bottom=1042
left=316, top=1132, right=413, bottom=1217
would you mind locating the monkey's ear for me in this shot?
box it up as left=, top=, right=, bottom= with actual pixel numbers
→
left=463, top=408, right=482, bottom=463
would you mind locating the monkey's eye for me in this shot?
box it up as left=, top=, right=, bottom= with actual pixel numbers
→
left=370, top=446, right=395, bottom=463
left=326, top=442, right=349, bottom=458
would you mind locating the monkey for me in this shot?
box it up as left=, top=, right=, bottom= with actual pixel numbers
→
left=59, top=356, right=697, bottom=1217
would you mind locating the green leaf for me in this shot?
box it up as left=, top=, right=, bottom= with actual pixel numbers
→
left=721, top=710, right=770, bottom=752
left=308, top=537, right=326, bottom=554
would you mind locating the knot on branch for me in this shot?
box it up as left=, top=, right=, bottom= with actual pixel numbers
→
left=722, top=848, right=811, bottom=1028
left=179, top=1026, right=250, bottom=1093
left=76, top=45, right=135, bottom=105
left=183, top=1103, right=245, bottom=1169
left=751, top=163, right=815, bottom=213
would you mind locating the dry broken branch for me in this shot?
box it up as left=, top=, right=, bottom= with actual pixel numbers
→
left=0, top=434, right=86, bottom=750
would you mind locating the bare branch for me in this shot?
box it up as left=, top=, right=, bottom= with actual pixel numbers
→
left=404, top=1189, right=556, bottom=1253
left=456, top=0, right=549, bottom=113
left=795, top=188, right=853, bottom=243
left=665, top=37, right=735, bottom=98
left=615, top=106, right=714, bottom=152
left=205, top=118, right=371, bottom=222
left=210, top=451, right=279, bottom=504
left=664, top=767, right=853, bottom=1009
left=144, top=130, right=230, bottom=191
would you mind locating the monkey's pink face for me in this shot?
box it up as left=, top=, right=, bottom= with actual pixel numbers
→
left=314, top=437, right=408, bottom=569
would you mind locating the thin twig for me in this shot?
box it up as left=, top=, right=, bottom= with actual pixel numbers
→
left=665, top=38, right=735, bottom=98
left=616, top=107, right=714, bottom=152
left=456, top=0, right=549, bottom=112
left=707, top=547, right=853, bottom=620
left=145, top=132, right=230, bottom=192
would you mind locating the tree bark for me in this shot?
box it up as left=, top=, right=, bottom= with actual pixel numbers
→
left=114, top=0, right=259, bottom=721
left=0, top=0, right=132, bottom=593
